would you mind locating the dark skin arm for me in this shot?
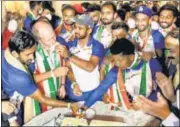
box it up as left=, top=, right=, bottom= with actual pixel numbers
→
left=29, top=89, right=79, bottom=114
left=30, top=89, right=68, bottom=108
left=100, top=64, right=106, bottom=82
left=155, top=49, right=163, bottom=58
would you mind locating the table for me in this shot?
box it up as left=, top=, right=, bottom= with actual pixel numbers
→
left=23, top=101, right=161, bottom=126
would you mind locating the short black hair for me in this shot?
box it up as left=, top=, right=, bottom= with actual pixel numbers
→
left=42, top=1, right=55, bottom=13
left=121, top=3, right=131, bottom=12
left=30, top=1, right=42, bottom=10
left=110, top=38, right=135, bottom=55
left=102, top=2, right=117, bottom=12
left=86, top=4, right=101, bottom=12
left=117, top=9, right=126, bottom=21
left=9, top=31, right=37, bottom=53
left=159, top=4, right=178, bottom=17
left=136, top=1, right=143, bottom=4
left=112, top=22, right=129, bottom=33
left=81, top=2, right=91, bottom=10
left=61, top=4, right=76, bottom=14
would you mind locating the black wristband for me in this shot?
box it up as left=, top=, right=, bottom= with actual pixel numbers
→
left=68, top=51, right=73, bottom=59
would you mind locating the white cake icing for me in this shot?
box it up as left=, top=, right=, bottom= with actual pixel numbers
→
left=90, top=120, right=128, bottom=126
left=60, top=117, right=88, bottom=126
left=57, top=101, right=154, bottom=126
left=90, top=101, right=154, bottom=126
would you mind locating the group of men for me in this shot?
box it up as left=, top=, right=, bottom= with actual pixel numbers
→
left=1, top=1, right=179, bottom=126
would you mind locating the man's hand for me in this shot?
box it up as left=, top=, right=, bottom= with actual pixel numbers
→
left=140, top=51, right=154, bottom=61
left=55, top=44, right=69, bottom=58
left=2, top=101, right=16, bottom=115
left=58, top=85, right=66, bottom=99
left=73, top=84, right=82, bottom=96
left=68, top=33, right=75, bottom=41
left=131, top=101, right=141, bottom=111
left=156, top=72, right=176, bottom=102
left=103, top=55, right=113, bottom=65
left=70, top=103, right=80, bottom=116
left=103, top=93, right=110, bottom=104
left=71, top=104, right=87, bottom=118
left=136, top=92, right=171, bottom=120
left=53, top=67, right=69, bottom=77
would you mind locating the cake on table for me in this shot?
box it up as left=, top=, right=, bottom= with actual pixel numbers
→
left=59, top=117, right=88, bottom=126
left=89, top=120, right=127, bottom=126
left=57, top=101, right=155, bottom=126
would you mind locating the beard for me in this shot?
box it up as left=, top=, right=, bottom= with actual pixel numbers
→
left=75, top=33, right=87, bottom=39
left=137, top=25, right=148, bottom=32
left=22, top=59, right=34, bottom=66
left=25, top=59, right=34, bottom=65
left=159, top=22, right=173, bottom=29
left=101, top=18, right=113, bottom=25
left=18, top=57, right=34, bottom=66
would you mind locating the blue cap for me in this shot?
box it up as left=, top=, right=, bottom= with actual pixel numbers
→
left=135, top=6, right=152, bottom=17
left=73, top=14, right=94, bottom=29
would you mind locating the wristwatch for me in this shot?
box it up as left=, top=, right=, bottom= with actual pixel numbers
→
left=65, top=52, right=73, bottom=61
left=68, top=51, right=73, bottom=59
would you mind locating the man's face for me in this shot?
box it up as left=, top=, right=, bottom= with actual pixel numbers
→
left=112, top=29, right=127, bottom=41
left=137, top=2, right=144, bottom=7
left=18, top=45, right=36, bottom=65
left=63, top=9, right=75, bottom=25
left=39, top=27, right=56, bottom=50
left=159, top=10, right=176, bottom=29
left=135, top=13, right=150, bottom=32
left=74, top=23, right=89, bottom=39
left=88, top=11, right=100, bottom=25
left=113, top=54, right=130, bottom=69
left=35, top=4, right=43, bottom=15
left=41, top=9, right=51, bottom=16
left=101, top=5, right=115, bottom=25
left=165, top=36, right=179, bottom=64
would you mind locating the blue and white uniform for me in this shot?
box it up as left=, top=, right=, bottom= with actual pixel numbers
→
left=132, top=29, right=165, bottom=54
left=66, top=36, right=104, bottom=101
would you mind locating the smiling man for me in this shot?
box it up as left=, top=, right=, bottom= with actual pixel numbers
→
left=58, top=14, right=104, bottom=102
left=56, top=5, right=76, bottom=42
left=30, top=19, right=70, bottom=116
left=132, top=6, right=165, bottom=61
left=158, top=4, right=178, bottom=37
left=135, top=29, right=180, bottom=126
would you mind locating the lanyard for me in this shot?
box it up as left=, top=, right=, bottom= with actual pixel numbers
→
left=139, top=27, right=151, bottom=51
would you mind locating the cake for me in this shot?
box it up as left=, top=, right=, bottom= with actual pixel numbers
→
left=90, top=120, right=128, bottom=126
left=59, top=117, right=88, bottom=126
left=57, top=101, right=155, bottom=126
left=90, top=101, right=154, bottom=126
